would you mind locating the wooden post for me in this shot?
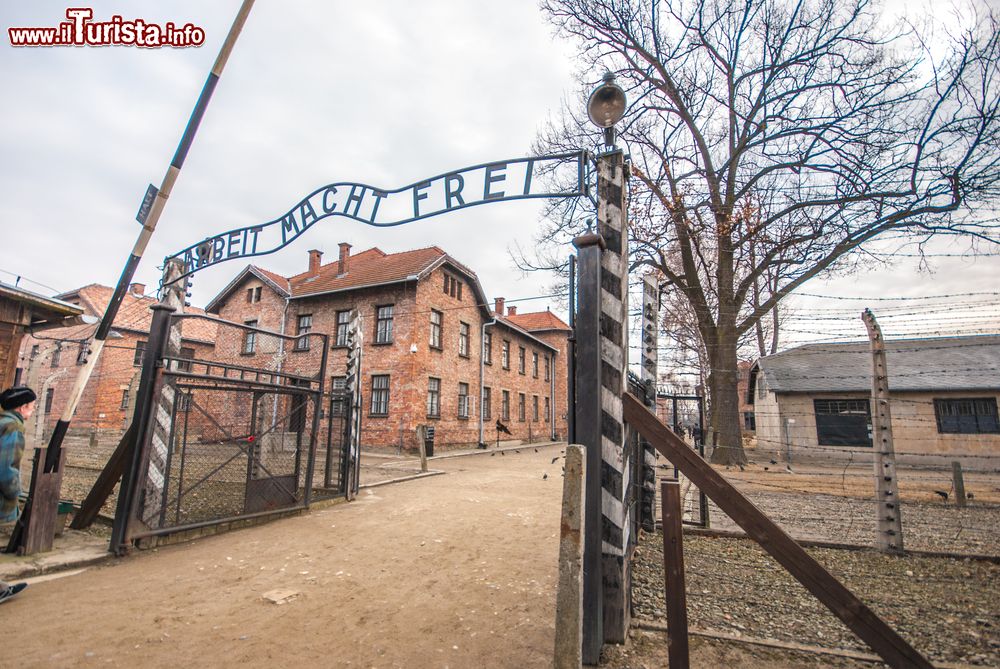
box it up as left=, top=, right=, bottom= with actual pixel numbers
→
left=952, top=461, right=967, bottom=508
left=862, top=310, right=904, bottom=554
left=661, top=479, right=690, bottom=668
left=417, top=425, right=428, bottom=473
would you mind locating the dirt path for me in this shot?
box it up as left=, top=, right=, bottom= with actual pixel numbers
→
left=9, top=444, right=567, bottom=669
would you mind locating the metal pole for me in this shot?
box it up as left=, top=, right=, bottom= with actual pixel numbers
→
left=110, top=303, right=176, bottom=554
left=567, top=254, right=576, bottom=446
left=573, top=231, right=604, bottom=665
left=12, top=1, right=256, bottom=553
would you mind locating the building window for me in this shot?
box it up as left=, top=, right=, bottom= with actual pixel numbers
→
left=483, top=332, right=493, bottom=365
left=51, top=344, right=61, bottom=367
left=934, top=398, right=999, bottom=434
left=76, top=341, right=89, bottom=365
left=458, top=382, right=470, bottom=419
left=532, top=352, right=539, bottom=378
left=331, top=376, right=347, bottom=415
left=120, top=389, right=129, bottom=410
left=518, top=347, right=526, bottom=375
left=295, top=314, right=312, bottom=350
left=544, top=396, right=550, bottom=422
left=544, top=356, right=550, bottom=381
left=31, top=344, right=39, bottom=359
left=744, top=412, right=757, bottom=431
left=336, top=310, right=351, bottom=347
left=375, top=305, right=394, bottom=344
left=429, top=310, right=443, bottom=349
left=247, top=286, right=262, bottom=303
left=501, top=390, right=510, bottom=421
left=177, top=392, right=192, bottom=413
left=532, top=395, right=539, bottom=421
left=814, top=399, right=871, bottom=447
left=177, top=347, right=195, bottom=373
left=242, top=321, right=257, bottom=354
left=44, top=388, right=54, bottom=414
left=459, top=322, right=470, bottom=357
left=501, top=340, right=510, bottom=369
left=370, top=375, right=390, bottom=416
left=427, top=377, right=441, bottom=417
left=134, top=340, right=147, bottom=366
left=482, top=386, right=492, bottom=420
left=518, top=393, right=526, bottom=422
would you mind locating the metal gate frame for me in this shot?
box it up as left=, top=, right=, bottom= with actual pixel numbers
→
left=112, top=308, right=352, bottom=550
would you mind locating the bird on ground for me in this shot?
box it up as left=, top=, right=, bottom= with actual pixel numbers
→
left=770, top=459, right=778, bottom=465
left=543, top=473, right=548, bottom=480
left=764, top=467, right=769, bottom=471
left=551, top=456, right=560, bottom=464
left=534, top=449, right=538, bottom=453
left=934, top=490, right=949, bottom=501
left=967, top=492, right=975, bottom=500
left=500, top=451, right=505, bottom=456
left=490, top=453, right=495, bottom=457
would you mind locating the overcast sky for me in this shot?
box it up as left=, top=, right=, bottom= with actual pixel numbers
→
left=2, top=1, right=997, bottom=358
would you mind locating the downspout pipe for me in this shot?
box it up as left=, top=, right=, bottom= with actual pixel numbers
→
left=478, top=317, right=497, bottom=446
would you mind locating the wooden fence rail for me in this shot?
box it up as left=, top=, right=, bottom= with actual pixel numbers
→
left=623, top=393, right=932, bottom=669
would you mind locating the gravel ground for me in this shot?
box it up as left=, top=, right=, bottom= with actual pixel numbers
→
left=631, top=532, right=1000, bottom=666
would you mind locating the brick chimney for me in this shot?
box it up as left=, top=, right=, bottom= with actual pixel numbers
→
left=507, top=305, right=517, bottom=316
left=337, top=242, right=352, bottom=276
left=494, top=297, right=505, bottom=316
left=129, top=282, right=145, bottom=297
left=308, top=249, right=323, bottom=275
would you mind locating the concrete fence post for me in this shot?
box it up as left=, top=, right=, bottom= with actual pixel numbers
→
left=554, top=444, right=586, bottom=669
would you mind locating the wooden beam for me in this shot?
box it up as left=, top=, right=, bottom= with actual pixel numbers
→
left=70, top=421, right=137, bottom=530
left=623, top=393, right=932, bottom=669
left=661, top=479, right=690, bottom=668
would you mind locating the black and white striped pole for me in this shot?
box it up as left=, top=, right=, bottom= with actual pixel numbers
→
left=6, top=1, right=256, bottom=555
left=577, top=72, right=631, bottom=660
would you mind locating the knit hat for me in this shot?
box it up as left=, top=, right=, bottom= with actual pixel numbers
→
left=0, top=386, right=37, bottom=411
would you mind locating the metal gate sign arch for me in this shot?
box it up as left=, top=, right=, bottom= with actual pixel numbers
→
left=167, top=151, right=587, bottom=279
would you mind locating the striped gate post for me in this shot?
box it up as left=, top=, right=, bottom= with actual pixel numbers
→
left=139, top=258, right=187, bottom=527
left=595, top=149, right=630, bottom=642
left=639, top=274, right=659, bottom=532
left=344, top=310, right=364, bottom=499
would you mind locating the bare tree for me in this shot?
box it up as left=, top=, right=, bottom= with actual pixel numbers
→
left=530, top=0, right=1000, bottom=464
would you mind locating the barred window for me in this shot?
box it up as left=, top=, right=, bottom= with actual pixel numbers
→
left=501, top=340, right=510, bottom=369
left=518, top=393, right=526, bottom=422
left=544, top=355, right=550, bottom=381
left=430, top=310, right=443, bottom=349
left=459, top=322, right=470, bottom=357
left=370, top=375, right=390, bottom=416
left=336, top=310, right=351, bottom=347
left=934, top=398, right=999, bottom=434
left=518, top=347, right=526, bottom=375
left=458, top=382, right=470, bottom=419
left=483, top=332, right=493, bottom=365
left=375, top=305, right=394, bottom=344
left=482, top=386, right=492, bottom=420
left=177, top=347, right=195, bottom=373
left=242, top=321, right=257, bottom=354
left=544, top=396, right=550, bottom=422
left=51, top=343, right=61, bottom=367
left=532, top=395, right=539, bottom=421
left=532, top=352, right=539, bottom=378
left=120, top=389, right=129, bottom=410
left=331, top=375, right=347, bottom=416
left=134, top=340, right=147, bottom=366
left=295, top=314, right=312, bottom=350
left=427, top=377, right=441, bottom=417
left=501, top=390, right=510, bottom=421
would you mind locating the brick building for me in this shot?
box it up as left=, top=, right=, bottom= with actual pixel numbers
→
left=1, top=281, right=84, bottom=388
left=18, top=283, right=216, bottom=442
left=205, top=244, right=570, bottom=451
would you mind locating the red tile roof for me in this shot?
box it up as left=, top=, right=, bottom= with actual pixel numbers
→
left=505, top=310, right=571, bottom=332
left=287, top=246, right=449, bottom=297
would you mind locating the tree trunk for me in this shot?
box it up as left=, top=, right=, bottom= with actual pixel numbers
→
left=708, top=329, right=746, bottom=466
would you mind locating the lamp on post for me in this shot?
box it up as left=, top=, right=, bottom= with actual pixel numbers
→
left=587, top=72, right=627, bottom=148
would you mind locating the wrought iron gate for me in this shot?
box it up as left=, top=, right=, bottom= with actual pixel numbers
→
left=119, top=312, right=353, bottom=543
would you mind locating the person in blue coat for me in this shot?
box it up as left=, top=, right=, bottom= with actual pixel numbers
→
left=0, top=385, right=35, bottom=604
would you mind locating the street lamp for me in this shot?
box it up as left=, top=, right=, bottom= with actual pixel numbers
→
left=587, top=72, right=627, bottom=147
